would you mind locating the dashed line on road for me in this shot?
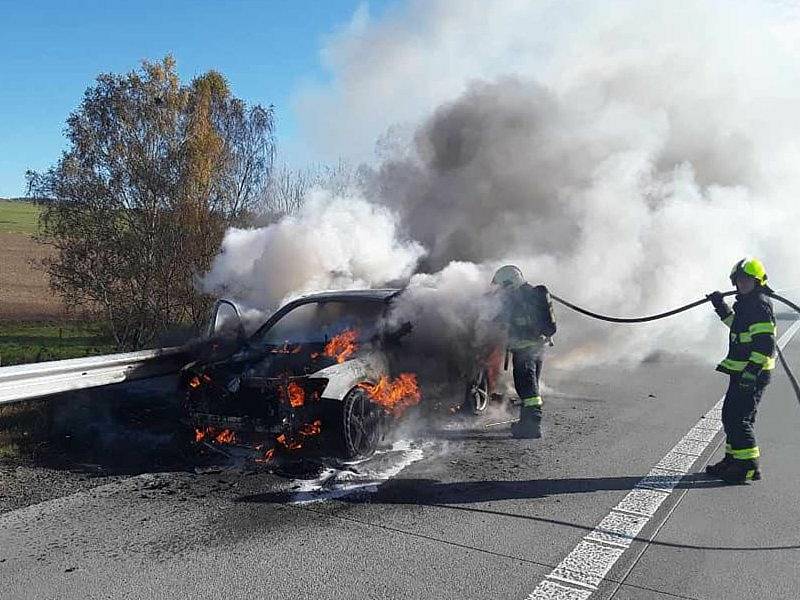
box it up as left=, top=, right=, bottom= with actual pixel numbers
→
left=526, top=319, right=800, bottom=599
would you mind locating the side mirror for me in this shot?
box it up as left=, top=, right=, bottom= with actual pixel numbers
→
left=207, top=299, right=245, bottom=340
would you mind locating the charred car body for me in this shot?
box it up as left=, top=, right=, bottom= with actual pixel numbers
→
left=180, top=289, right=508, bottom=459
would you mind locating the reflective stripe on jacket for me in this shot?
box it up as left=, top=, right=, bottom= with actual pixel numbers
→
left=716, top=289, right=776, bottom=375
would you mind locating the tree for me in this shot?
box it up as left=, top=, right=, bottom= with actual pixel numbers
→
left=27, top=56, right=275, bottom=349
left=258, top=159, right=367, bottom=221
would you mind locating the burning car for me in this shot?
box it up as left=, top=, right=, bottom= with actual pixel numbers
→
left=180, top=289, right=507, bottom=460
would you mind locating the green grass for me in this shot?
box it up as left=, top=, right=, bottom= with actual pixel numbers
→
left=0, top=399, right=51, bottom=460
left=0, top=321, right=116, bottom=366
left=0, top=199, right=40, bottom=235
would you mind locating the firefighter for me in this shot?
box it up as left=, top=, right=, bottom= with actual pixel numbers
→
left=491, top=265, right=557, bottom=439
left=706, top=257, right=776, bottom=484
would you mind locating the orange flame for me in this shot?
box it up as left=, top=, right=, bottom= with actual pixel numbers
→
left=255, top=447, right=276, bottom=463
left=188, top=373, right=213, bottom=389
left=359, top=373, right=422, bottom=417
left=299, top=420, right=322, bottom=436
left=195, top=426, right=237, bottom=445
left=485, top=346, right=503, bottom=388
left=323, top=329, right=359, bottom=364
left=276, top=433, right=303, bottom=450
left=264, top=420, right=324, bottom=456
left=286, top=381, right=305, bottom=408
left=214, top=429, right=236, bottom=444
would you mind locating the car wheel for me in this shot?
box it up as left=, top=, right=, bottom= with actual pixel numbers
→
left=465, top=368, right=490, bottom=415
left=340, top=386, right=382, bottom=459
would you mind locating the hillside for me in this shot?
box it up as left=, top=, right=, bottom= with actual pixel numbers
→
left=0, top=199, right=65, bottom=320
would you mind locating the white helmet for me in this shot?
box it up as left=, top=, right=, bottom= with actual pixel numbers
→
left=491, top=265, right=524, bottom=289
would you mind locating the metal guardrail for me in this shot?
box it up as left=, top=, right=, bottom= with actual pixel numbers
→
left=0, top=347, right=189, bottom=405
left=0, top=296, right=240, bottom=406
left=2, top=306, right=794, bottom=407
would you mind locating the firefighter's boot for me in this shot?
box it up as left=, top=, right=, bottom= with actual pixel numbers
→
left=718, top=458, right=762, bottom=484
left=511, top=406, right=542, bottom=439
left=705, top=454, right=733, bottom=477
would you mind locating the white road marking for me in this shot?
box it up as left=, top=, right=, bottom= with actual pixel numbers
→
left=682, top=424, right=719, bottom=443
left=613, top=488, right=669, bottom=518
left=654, top=451, right=699, bottom=473
left=672, top=437, right=709, bottom=456
left=527, top=318, right=800, bottom=599
left=636, top=468, right=683, bottom=493
left=532, top=581, right=592, bottom=600
left=585, top=512, right=651, bottom=548
left=549, top=541, right=625, bottom=589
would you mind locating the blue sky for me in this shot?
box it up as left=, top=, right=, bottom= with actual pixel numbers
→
left=0, top=0, right=394, bottom=197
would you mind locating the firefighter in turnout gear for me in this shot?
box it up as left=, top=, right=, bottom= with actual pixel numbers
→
left=706, top=258, right=776, bottom=484
left=491, top=265, right=557, bottom=439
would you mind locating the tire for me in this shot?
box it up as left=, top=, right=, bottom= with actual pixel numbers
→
left=339, top=386, right=383, bottom=459
left=465, top=368, right=490, bottom=415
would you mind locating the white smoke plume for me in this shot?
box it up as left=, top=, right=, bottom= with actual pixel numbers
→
left=311, top=0, right=800, bottom=366
left=382, top=261, right=505, bottom=374
left=200, top=189, right=425, bottom=311
left=205, top=0, right=800, bottom=368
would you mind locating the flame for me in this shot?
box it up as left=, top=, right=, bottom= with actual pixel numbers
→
left=323, top=329, right=359, bottom=364
left=258, top=420, right=323, bottom=459
left=299, top=420, right=322, bottom=436
left=195, top=426, right=237, bottom=445
left=359, top=373, right=422, bottom=417
left=485, top=346, right=503, bottom=388
left=188, top=373, right=213, bottom=389
left=214, top=429, right=236, bottom=444
left=286, top=381, right=305, bottom=408
left=275, top=433, right=303, bottom=450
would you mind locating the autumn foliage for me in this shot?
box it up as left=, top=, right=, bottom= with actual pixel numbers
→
left=27, top=56, right=275, bottom=349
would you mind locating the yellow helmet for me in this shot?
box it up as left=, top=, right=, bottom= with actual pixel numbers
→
left=730, top=257, right=768, bottom=285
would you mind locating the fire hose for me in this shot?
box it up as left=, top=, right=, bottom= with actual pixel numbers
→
left=549, top=290, right=800, bottom=403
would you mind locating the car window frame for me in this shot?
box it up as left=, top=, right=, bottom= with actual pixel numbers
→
left=248, top=295, right=395, bottom=348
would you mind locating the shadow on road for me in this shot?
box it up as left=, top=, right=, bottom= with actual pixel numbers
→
left=236, top=473, right=800, bottom=552
left=237, top=473, right=724, bottom=505
left=0, top=376, right=196, bottom=475
left=423, top=429, right=513, bottom=441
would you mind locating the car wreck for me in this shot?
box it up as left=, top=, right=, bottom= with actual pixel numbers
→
left=180, top=289, right=508, bottom=460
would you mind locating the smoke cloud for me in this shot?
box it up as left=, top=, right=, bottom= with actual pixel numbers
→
left=201, top=189, right=425, bottom=310
left=205, top=0, right=800, bottom=368
left=381, top=261, right=505, bottom=381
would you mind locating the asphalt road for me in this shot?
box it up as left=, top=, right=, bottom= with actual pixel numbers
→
left=2, top=322, right=800, bottom=600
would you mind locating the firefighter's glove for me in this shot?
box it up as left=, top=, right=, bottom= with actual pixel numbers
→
left=706, top=291, right=732, bottom=320
left=739, top=369, right=759, bottom=391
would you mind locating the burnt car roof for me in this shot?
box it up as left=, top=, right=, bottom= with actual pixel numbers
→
left=248, top=288, right=402, bottom=342
left=293, top=289, right=402, bottom=303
